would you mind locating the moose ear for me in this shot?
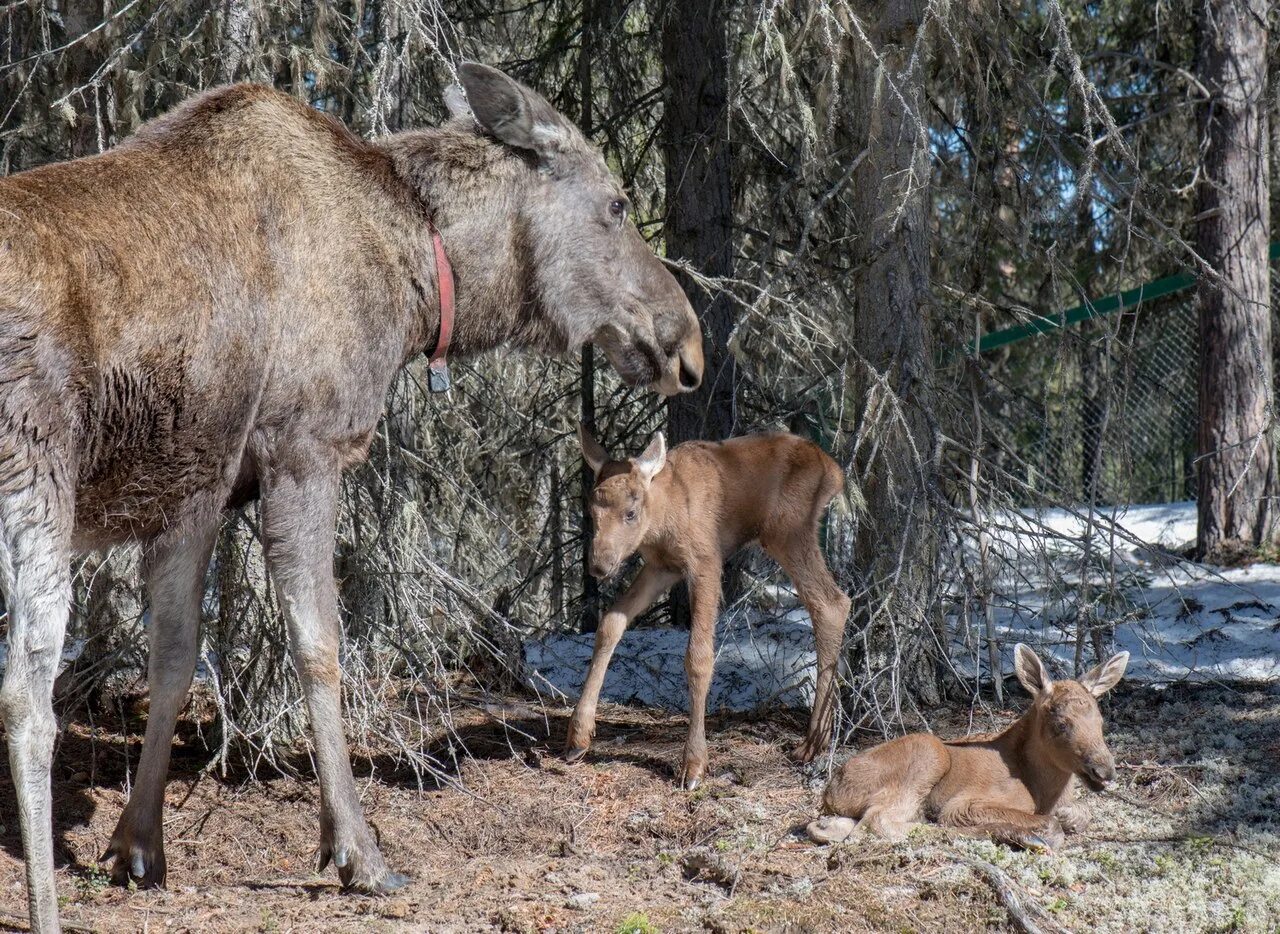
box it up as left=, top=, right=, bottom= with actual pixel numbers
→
left=1079, top=651, right=1129, bottom=697
left=1014, top=643, right=1053, bottom=698
left=634, top=432, right=667, bottom=482
left=458, top=62, right=571, bottom=160
left=577, top=422, right=608, bottom=476
left=442, top=83, right=474, bottom=122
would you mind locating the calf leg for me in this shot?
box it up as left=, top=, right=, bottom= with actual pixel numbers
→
left=940, top=800, right=1065, bottom=851
left=564, top=564, right=679, bottom=760
left=817, top=734, right=948, bottom=843
left=1054, top=796, right=1092, bottom=835
left=260, top=459, right=406, bottom=893
left=105, top=517, right=219, bottom=888
left=768, top=533, right=849, bottom=762
left=681, top=567, right=721, bottom=790
left=0, top=474, right=72, bottom=934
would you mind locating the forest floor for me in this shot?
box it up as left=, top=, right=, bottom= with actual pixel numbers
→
left=1, top=681, right=1278, bottom=933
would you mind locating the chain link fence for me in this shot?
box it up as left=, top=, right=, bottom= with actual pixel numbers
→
left=949, top=276, right=1232, bottom=510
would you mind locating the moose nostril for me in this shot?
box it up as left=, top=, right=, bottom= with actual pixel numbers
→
left=678, top=357, right=700, bottom=391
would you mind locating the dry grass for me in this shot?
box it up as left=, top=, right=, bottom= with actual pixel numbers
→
left=1, top=682, right=1277, bottom=933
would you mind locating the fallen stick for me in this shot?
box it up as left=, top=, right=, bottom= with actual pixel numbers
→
left=962, top=858, right=1072, bottom=934
left=0, top=909, right=97, bottom=933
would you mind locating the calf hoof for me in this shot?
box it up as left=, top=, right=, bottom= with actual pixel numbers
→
left=790, top=737, right=827, bottom=764
left=1020, top=822, right=1065, bottom=853
left=319, top=826, right=408, bottom=893
left=680, top=760, right=707, bottom=791
left=806, top=816, right=857, bottom=845
left=562, top=744, right=591, bottom=764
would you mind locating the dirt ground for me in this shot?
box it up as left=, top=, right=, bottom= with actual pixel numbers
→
left=1, top=682, right=1278, bottom=933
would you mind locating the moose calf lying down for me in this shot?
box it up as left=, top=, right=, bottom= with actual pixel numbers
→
left=809, top=644, right=1129, bottom=850
left=567, top=427, right=852, bottom=789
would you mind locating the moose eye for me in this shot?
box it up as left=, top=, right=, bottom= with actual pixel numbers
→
left=609, top=199, right=627, bottom=221
left=624, top=508, right=637, bottom=522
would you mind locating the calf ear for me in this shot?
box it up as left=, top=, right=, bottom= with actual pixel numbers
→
left=634, top=432, right=667, bottom=482
left=577, top=422, right=608, bottom=476
left=1080, top=651, right=1130, bottom=697
left=458, top=62, right=571, bottom=160
left=1014, top=643, right=1053, bottom=697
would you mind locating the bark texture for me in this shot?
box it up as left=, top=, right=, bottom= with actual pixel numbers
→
left=661, top=0, right=737, bottom=444
left=1195, top=0, right=1275, bottom=561
left=847, top=0, right=941, bottom=705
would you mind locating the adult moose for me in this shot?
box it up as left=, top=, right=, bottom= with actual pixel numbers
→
left=0, top=64, right=702, bottom=932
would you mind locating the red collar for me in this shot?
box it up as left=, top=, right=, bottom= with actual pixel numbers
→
left=427, top=224, right=455, bottom=392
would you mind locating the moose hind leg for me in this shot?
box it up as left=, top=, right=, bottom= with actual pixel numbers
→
left=767, top=532, right=850, bottom=762
left=105, top=517, right=219, bottom=888
left=0, top=473, right=73, bottom=933
left=819, top=735, right=947, bottom=841
left=260, top=459, right=406, bottom=893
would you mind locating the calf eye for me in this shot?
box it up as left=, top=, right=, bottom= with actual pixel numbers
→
left=625, top=508, right=637, bottom=522
left=609, top=199, right=627, bottom=221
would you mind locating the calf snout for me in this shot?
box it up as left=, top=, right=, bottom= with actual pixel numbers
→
left=588, top=556, right=621, bottom=580
left=1080, top=753, right=1116, bottom=788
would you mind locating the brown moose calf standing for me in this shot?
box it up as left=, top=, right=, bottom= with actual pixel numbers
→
left=809, top=644, right=1129, bottom=850
left=565, top=426, right=852, bottom=789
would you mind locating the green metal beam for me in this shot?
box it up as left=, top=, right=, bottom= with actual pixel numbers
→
left=972, top=241, right=1280, bottom=354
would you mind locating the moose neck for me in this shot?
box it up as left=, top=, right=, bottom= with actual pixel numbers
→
left=998, top=705, right=1076, bottom=812
left=377, top=127, right=564, bottom=361
left=640, top=467, right=686, bottom=559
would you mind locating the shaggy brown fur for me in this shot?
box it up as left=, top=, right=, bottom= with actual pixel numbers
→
left=808, top=645, right=1129, bottom=850
left=565, top=428, right=852, bottom=788
left=0, top=63, right=702, bottom=933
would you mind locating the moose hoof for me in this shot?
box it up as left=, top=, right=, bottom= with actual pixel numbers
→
left=103, top=835, right=166, bottom=889
left=806, top=816, right=857, bottom=845
left=562, top=745, right=590, bottom=764
left=319, top=829, right=406, bottom=893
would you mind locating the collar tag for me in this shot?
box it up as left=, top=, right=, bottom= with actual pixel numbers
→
left=428, top=359, right=451, bottom=393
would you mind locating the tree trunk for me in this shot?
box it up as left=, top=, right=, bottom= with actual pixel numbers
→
left=221, top=0, right=262, bottom=84
left=577, top=1, right=611, bottom=633
left=846, top=0, right=941, bottom=707
left=661, top=0, right=736, bottom=445
left=64, top=0, right=111, bottom=158
left=1195, top=0, right=1275, bottom=562
left=370, top=0, right=406, bottom=134
left=662, top=0, right=737, bottom=630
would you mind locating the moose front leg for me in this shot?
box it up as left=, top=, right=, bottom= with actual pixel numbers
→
left=564, top=564, right=679, bottom=761
left=941, top=800, right=1066, bottom=851
left=106, top=517, right=219, bottom=888
left=0, top=476, right=73, bottom=934
left=680, top=566, right=721, bottom=791
left=260, top=458, right=407, bottom=893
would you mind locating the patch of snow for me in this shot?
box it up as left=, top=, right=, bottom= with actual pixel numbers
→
left=525, top=502, right=1280, bottom=712
left=955, top=501, right=1280, bottom=686
left=524, top=606, right=817, bottom=713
